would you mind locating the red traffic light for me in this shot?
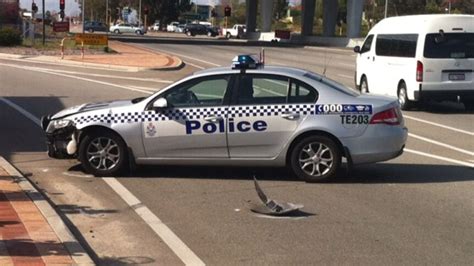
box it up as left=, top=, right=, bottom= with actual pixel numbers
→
left=144, top=7, right=149, bottom=15
left=224, top=6, right=231, bottom=17
left=60, top=0, right=65, bottom=10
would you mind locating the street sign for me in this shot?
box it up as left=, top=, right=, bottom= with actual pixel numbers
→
left=53, top=21, right=69, bottom=32
left=75, top=33, right=108, bottom=45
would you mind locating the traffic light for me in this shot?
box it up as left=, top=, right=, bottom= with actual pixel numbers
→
left=224, top=6, right=231, bottom=17
left=144, top=7, right=148, bottom=16
left=211, top=8, right=217, bottom=18
left=32, top=2, right=38, bottom=13
left=59, top=0, right=65, bottom=10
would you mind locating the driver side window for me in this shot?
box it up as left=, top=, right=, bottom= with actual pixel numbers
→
left=164, top=75, right=231, bottom=108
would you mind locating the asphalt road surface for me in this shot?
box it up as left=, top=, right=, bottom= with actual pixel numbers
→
left=0, top=43, right=473, bottom=265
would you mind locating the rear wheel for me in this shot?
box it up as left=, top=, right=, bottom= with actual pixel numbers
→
left=360, top=76, right=369, bottom=93
left=207, top=31, right=212, bottom=37
left=186, top=30, right=192, bottom=36
left=114, top=29, right=120, bottom=34
left=226, top=32, right=231, bottom=39
left=78, top=131, right=127, bottom=176
left=88, top=28, right=94, bottom=33
left=398, top=82, right=413, bottom=110
left=290, top=135, right=341, bottom=182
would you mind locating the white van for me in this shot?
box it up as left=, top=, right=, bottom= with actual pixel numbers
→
left=354, top=15, right=474, bottom=110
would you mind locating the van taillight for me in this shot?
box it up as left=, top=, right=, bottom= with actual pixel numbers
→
left=416, top=61, right=423, bottom=82
left=370, top=107, right=400, bottom=125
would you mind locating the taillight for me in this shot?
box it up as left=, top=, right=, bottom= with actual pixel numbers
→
left=416, top=60, right=423, bottom=82
left=370, top=107, right=400, bottom=125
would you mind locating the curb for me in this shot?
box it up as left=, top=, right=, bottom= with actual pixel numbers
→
left=113, top=41, right=185, bottom=71
left=0, top=157, right=95, bottom=266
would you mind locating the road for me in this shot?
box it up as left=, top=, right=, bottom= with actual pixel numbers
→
left=0, top=43, right=473, bottom=265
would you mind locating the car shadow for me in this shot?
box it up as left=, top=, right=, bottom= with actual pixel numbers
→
left=414, top=100, right=473, bottom=114
left=67, top=162, right=473, bottom=184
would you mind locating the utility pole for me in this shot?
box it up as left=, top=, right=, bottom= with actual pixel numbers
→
left=384, top=0, right=388, bottom=18
left=42, top=0, right=45, bottom=45
left=138, top=0, right=142, bottom=25
left=82, top=0, right=85, bottom=33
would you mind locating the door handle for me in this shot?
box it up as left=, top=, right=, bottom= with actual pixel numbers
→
left=281, top=113, right=300, bottom=120
left=204, top=116, right=223, bottom=123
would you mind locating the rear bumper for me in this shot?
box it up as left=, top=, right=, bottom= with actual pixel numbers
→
left=415, top=84, right=474, bottom=103
left=342, top=126, right=408, bottom=165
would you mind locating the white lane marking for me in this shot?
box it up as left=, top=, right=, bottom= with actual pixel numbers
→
left=102, top=177, right=205, bottom=266
left=0, top=97, right=42, bottom=126
left=63, top=172, right=94, bottom=178
left=337, top=74, right=354, bottom=80
left=405, top=148, right=474, bottom=168
left=0, top=56, right=136, bottom=72
left=337, top=62, right=354, bottom=67
left=0, top=99, right=204, bottom=265
left=148, top=47, right=221, bottom=67
left=404, top=115, right=474, bottom=136
left=409, top=133, right=474, bottom=156
left=42, top=69, right=174, bottom=83
left=0, top=62, right=154, bottom=95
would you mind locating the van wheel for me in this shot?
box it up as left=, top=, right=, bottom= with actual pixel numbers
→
left=360, top=76, right=369, bottom=93
left=398, top=82, right=413, bottom=110
left=290, top=135, right=341, bottom=183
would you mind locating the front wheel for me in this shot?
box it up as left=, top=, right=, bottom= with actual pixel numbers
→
left=78, top=131, right=127, bottom=176
left=114, top=29, right=120, bottom=34
left=290, top=135, right=341, bottom=182
left=226, top=32, right=231, bottom=39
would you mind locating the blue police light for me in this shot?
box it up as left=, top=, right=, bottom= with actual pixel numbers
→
left=232, top=54, right=263, bottom=69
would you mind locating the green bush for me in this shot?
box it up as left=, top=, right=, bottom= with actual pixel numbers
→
left=0, top=28, right=22, bottom=46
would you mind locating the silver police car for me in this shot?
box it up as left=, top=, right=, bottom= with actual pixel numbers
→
left=42, top=55, right=407, bottom=182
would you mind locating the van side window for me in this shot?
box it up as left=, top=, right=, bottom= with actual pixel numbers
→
left=361, top=35, right=374, bottom=53
left=376, top=34, right=418, bottom=57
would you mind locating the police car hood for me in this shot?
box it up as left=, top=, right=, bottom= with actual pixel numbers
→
left=51, top=100, right=132, bottom=119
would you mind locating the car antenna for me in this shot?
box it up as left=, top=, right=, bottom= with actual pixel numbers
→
left=322, top=49, right=331, bottom=77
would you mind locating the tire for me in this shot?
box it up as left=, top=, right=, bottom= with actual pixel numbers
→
left=207, top=31, right=212, bottom=37
left=135, top=30, right=142, bottom=35
left=114, top=29, right=120, bottom=34
left=290, top=135, right=341, bottom=183
left=78, top=131, right=127, bottom=176
left=186, top=31, right=192, bottom=36
left=226, top=32, right=231, bottom=39
left=360, top=76, right=369, bottom=93
left=88, top=28, right=94, bottom=33
left=397, top=82, right=413, bottom=110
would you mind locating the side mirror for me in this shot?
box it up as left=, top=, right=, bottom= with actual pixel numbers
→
left=152, top=98, right=168, bottom=109
left=353, top=46, right=361, bottom=53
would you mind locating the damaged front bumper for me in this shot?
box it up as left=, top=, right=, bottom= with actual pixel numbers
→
left=42, top=115, right=78, bottom=159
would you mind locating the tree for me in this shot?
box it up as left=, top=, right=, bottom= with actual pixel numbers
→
left=143, top=0, right=192, bottom=29
left=0, top=2, right=20, bottom=25
left=274, top=0, right=289, bottom=20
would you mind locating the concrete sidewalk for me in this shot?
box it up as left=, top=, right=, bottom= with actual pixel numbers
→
left=0, top=157, right=93, bottom=265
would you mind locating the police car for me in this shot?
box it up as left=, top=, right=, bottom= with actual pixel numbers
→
left=41, top=54, right=407, bottom=182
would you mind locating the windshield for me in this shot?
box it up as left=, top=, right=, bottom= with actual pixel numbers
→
left=424, top=33, right=474, bottom=59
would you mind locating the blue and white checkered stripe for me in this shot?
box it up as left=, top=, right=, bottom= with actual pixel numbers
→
left=73, top=104, right=315, bottom=125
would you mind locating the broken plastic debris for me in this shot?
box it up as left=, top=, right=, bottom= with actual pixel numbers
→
left=251, top=177, right=304, bottom=216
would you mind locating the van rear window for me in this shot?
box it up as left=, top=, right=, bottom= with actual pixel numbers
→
left=376, top=34, right=418, bottom=57
left=424, top=33, right=474, bottom=58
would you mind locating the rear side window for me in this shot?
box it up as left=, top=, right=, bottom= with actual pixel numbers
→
left=376, top=34, right=418, bottom=57
left=424, top=33, right=474, bottom=58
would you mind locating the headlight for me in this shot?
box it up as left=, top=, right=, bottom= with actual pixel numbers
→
left=46, top=119, right=74, bottom=132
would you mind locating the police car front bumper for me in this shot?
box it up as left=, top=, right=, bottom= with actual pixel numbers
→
left=42, top=115, right=77, bottom=159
